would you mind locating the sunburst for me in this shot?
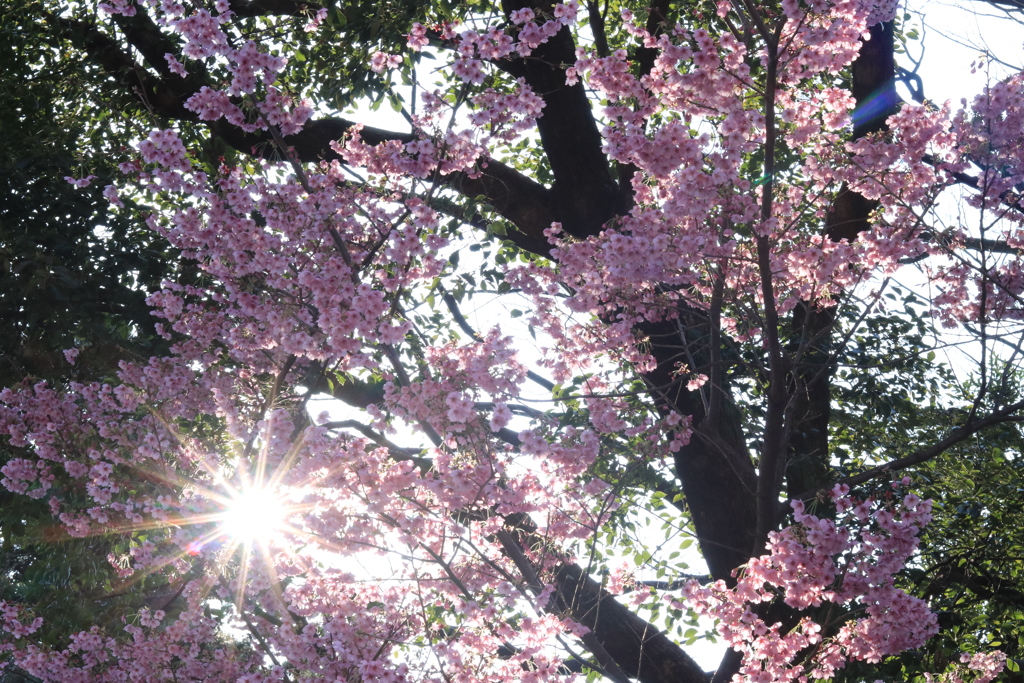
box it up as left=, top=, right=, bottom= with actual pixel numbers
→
left=220, top=485, right=289, bottom=543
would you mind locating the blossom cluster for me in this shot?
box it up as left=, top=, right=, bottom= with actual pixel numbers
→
left=3, top=593, right=258, bottom=682
left=678, top=484, right=941, bottom=683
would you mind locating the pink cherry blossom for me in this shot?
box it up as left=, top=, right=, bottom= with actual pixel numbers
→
left=1, top=0, right=1016, bottom=680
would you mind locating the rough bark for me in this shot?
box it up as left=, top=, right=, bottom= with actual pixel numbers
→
left=640, top=316, right=759, bottom=583
left=499, top=0, right=630, bottom=237
left=553, top=563, right=710, bottom=683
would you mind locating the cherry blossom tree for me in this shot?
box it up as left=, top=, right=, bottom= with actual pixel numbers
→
left=1, top=0, right=1022, bottom=680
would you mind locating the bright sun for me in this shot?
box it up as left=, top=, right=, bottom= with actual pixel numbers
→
left=222, top=487, right=287, bottom=542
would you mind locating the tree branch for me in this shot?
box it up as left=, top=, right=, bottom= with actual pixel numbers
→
left=228, top=0, right=322, bottom=17
left=923, top=153, right=1024, bottom=217
left=499, top=0, right=626, bottom=238
left=321, top=420, right=432, bottom=471
left=56, top=10, right=561, bottom=254
left=639, top=313, right=758, bottom=583
left=791, top=398, right=1024, bottom=506
left=498, top=515, right=711, bottom=683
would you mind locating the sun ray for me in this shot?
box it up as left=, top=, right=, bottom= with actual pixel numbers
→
left=221, top=487, right=287, bottom=541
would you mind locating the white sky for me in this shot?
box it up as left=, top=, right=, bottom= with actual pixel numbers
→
left=901, top=0, right=1023, bottom=103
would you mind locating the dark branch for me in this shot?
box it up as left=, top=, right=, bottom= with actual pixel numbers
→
left=963, top=236, right=1023, bottom=254
left=923, top=153, right=1024, bottom=216
left=441, top=290, right=556, bottom=391
left=791, top=398, right=1024, bottom=506
left=228, top=0, right=322, bottom=17
left=57, top=10, right=561, bottom=254
left=52, top=14, right=200, bottom=120
left=641, top=314, right=759, bottom=582
left=499, top=515, right=711, bottom=683
left=586, top=0, right=610, bottom=57
left=321, top=419, right=432, bottom=471
left=633, top=0, right=672, bottom=79
left=499, top=0, right=625, bottom=238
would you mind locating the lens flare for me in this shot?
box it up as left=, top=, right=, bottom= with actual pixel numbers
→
left=851, top=86, right=901, bottom=134
left=222, top=487, right=286, bottom=542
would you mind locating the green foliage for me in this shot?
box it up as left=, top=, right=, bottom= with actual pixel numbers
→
left=830, top=284, right=957, bottom=474
left=0, top=3, right=182, bottom=650
left=911, top=426, right=1024, bottom=674
left=828, top=289, right=1024, bottom=679
left=0, top=3, right=172, bottom=386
